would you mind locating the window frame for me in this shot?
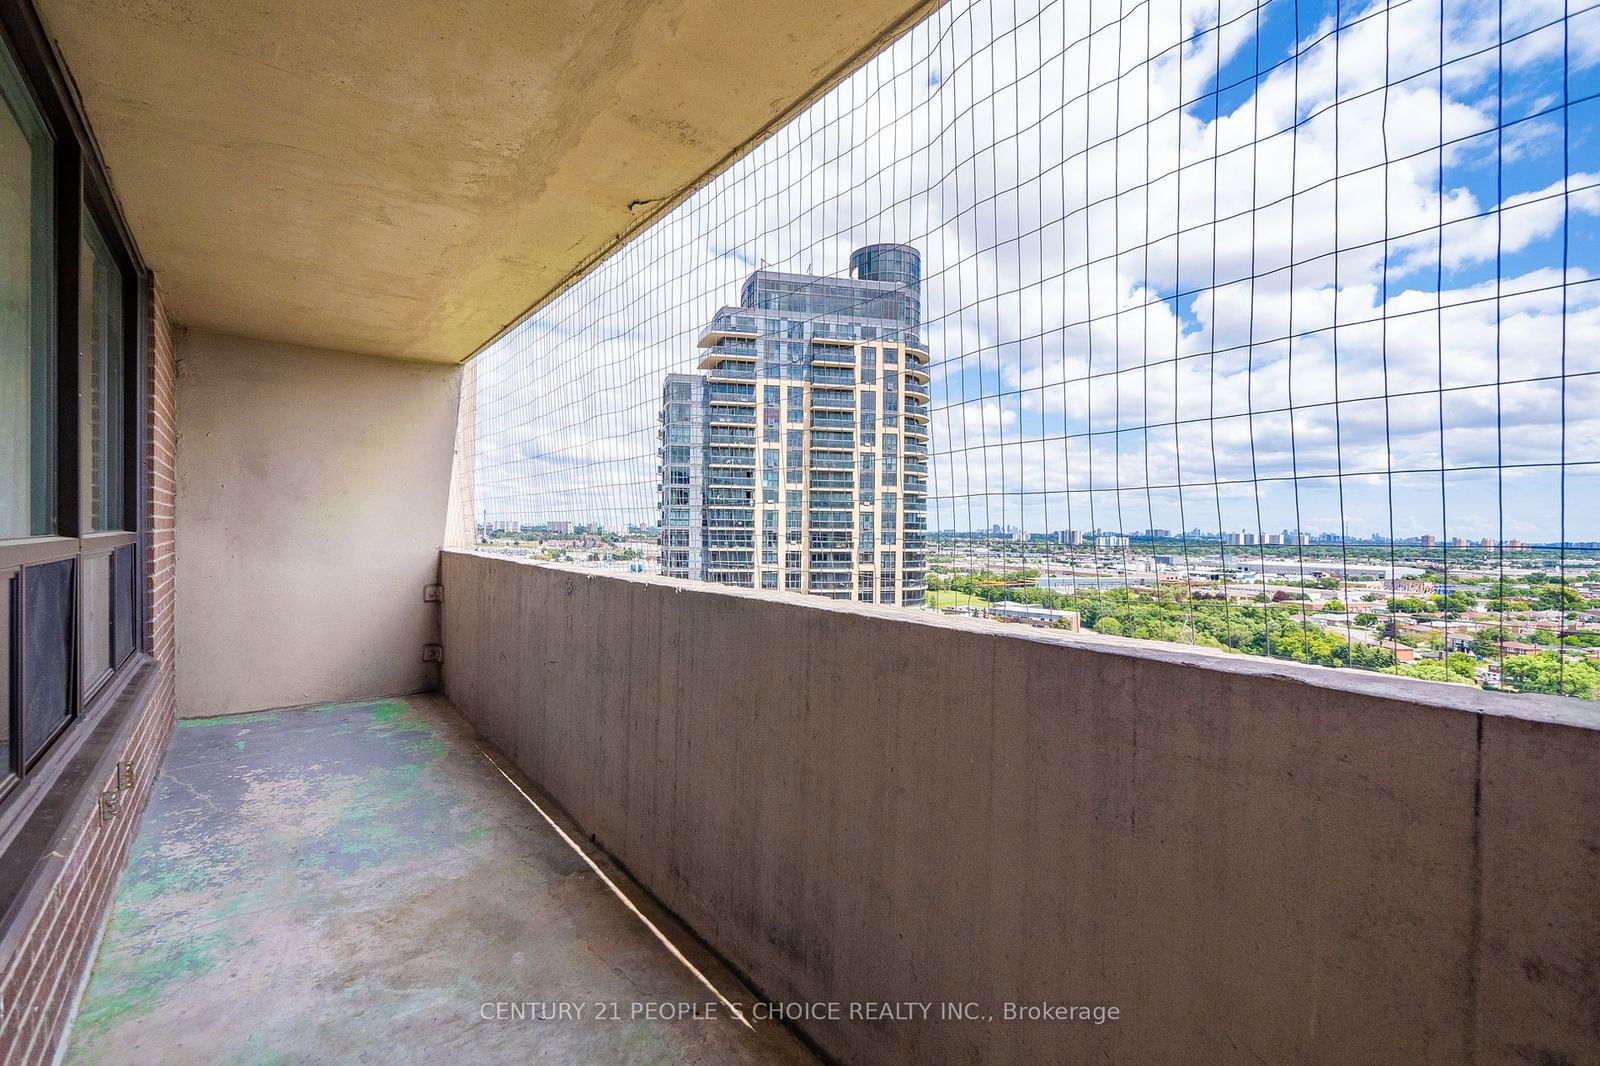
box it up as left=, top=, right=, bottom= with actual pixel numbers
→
left=0, top=2, right=151, bottom=810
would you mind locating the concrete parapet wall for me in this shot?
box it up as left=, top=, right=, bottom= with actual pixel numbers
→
left=440, top=550, right=1600, bottom=1066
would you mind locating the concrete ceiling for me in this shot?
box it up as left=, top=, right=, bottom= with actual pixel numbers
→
left=37, top=0, right=939, bottom=363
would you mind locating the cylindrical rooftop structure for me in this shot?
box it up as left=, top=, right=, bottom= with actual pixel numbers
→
left=849, top=244, right=921, bottom=291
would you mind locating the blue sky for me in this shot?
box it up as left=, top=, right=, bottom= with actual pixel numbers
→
left=468, top=0, right=1600, bottom=545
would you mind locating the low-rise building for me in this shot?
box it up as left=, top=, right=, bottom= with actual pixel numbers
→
left=988, top=602, right=1081, bottom=630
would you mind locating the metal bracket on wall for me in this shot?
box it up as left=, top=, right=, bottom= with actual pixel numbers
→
left=422, top=644, right=444, bottom=663
left=423, top=584, right=444, bottom=603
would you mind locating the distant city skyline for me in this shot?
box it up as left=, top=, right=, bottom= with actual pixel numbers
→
left=478, top=514, right=1600, bottom=553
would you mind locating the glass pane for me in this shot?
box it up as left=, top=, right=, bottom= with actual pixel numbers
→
left=1, top=571, right=12, bottom=779
left=80, top=213, right=126, bottom=532
left=81, top=551, right=109, bottom=693
left=0, top=43, right=54, bottom=538
left=22, top=558, right=72, bottom=764
left=110, top=542, right=135, bottom=668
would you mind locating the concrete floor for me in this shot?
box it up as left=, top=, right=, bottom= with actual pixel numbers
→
left=65, top=696, right=815, bottom=1065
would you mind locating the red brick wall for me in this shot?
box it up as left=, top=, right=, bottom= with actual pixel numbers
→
left=0, top=286, right=179, bottom=1065
left=146, top=287, right=177, bottom=699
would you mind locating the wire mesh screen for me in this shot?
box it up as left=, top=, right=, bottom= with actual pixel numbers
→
left=459, top=0, right=1600, bottom=700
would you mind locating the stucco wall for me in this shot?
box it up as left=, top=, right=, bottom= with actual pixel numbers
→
left=440, top=551, right=1600, bottom=1066
left=175, top=331, right=459, bottom=716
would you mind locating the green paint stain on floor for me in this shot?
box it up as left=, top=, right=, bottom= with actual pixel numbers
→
left=115, top=821, right=250, bottom=907
left=305, top=762, right=435, bottom=873
left=65, top=694, right=817, bottom=1066
left=176, top=709, right=284, bottom=729
left=72, top=925, right=233, bottom=1038
left=71, top=698, right=470, bottom=1055
left=367, top=700, right=438, bottom=736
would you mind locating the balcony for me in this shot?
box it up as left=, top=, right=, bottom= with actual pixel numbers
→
left=28, top=539, right=1600, bottom=1066
left=810, top=348, right=856, bottom=366
left=704, top=508, right=755, bottom=528
left=706, top=384, right=757, bottom=404
left=808, top=554, right=854, bottom=570
left=7, top=2, right=1600, bottom=1065
left=707, top=550, right=755, bottom=567
left=809, top=412, right=854, bottom=429
left=698, top=309, right=760, bottom=346
left=811, top=324, right=858, bottom=342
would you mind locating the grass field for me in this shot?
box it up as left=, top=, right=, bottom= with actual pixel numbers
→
left=926, top=589, right=987, bottom=609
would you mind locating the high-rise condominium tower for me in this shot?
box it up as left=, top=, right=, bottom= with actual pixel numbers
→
left=659, top=244, right=929, bottom=605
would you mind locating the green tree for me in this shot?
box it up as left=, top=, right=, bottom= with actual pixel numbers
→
left=1472, top=627, right=1512, bottom=657
left=1391, top=657, right=1475, bottom=686
left=1394, top=659, right=1451, bottom=683
left=1502, top=654, right=1600, bottom=699
left=1446, top=653, right=1479, bottom=681
left=1389, top=597, right=1432, bottom=614
left=1533, top=585, right=1584, bottom=612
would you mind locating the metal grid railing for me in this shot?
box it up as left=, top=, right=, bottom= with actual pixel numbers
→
left=458, top=0, right=1600, bottom=699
